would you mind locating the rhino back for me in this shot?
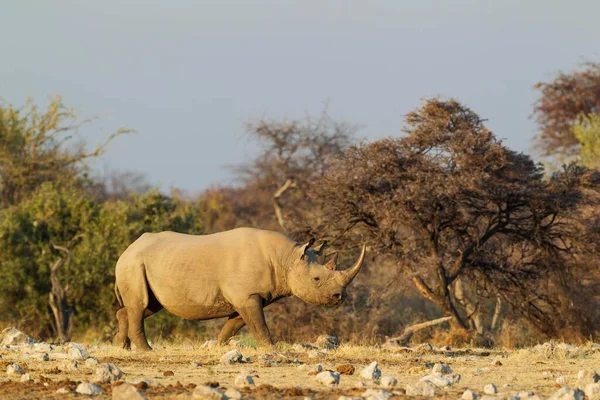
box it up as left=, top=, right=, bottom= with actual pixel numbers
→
left=128, top=228, right=292, bottom=319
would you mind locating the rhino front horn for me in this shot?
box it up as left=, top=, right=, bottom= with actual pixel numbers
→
left=341, top=244, right=366, bottom=286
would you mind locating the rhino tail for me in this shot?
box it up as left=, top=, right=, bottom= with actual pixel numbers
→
left=114, top=282, right=124, bottom=308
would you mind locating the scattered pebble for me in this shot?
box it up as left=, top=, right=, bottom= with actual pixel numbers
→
left=112, top=382, right=148, bottom=400
left=192, top=384, right=226, bottom=399
left=360, top=361, right=381, bottom=380
left=6, top=363, right=24, bottom=375
left=483, top=384, right=497, bottom=395
left=20, top=373, right=32, bottom=383
left=234, top=374, right=255, bottom=388
left=76, top=382, right=103, bottom=396
left=549, top=386, right=585, bottom=400
left=585, top=383, right=600, bottom=400
left=380, top=376, right=397, bottom=387
left=406, top=381, right=438, bottom=396
left=336, top=364, right=355, bottom=375
left=220, top=349, right=243, bottom=365
left=315, top=370, right=340, bottom=385
left=462, top=389, right=479, bottom=400
left=96, top=362, right=123, bottom=383
left=224, top=387, right=242, bottom=399
left=362, top=388, right=393, bottom=400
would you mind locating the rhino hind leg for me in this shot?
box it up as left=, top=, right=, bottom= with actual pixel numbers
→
left=113, top=308, right=131, bottom=349
left=217, top=313, right=246, bottom=345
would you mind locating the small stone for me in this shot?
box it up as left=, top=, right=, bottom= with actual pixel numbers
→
left=380, top=376, right=398, bottom=387
left=86, top=357, right=99, bottom=366
left=315, top=370, right=340, bottom=385
left=76, top=382, right=103, bottom=396
left=67, top=342, right=89, bottom=360
left=549, top=386, right=585, bottom=400
left=200, top=340, right=217, bottom=348
left=462, top=389, right=479, bottom=400
left=557, top=376, right=567, bottom=385
left=431, top=363, right=452, bottom=374
left=192, top=384, right=226, bottom=399
left=191, top=361, right=202, bottom=368
left=315, top=334, right=340, bottom=350
left=163, top=370, right=174, bottom=376
left=484, top=384, right=497, bottom=395
left=6, top=363, right=24, bottom=375
left=0, top=327, right=35, bottom=346
left=491, top=360, right=503, bottom=366
left=360, top=362, right=381, bottom=380
left=586, top=383, right=600, bottom=400
left=362, top=388, right=393, bottom=400
left=224, top=387, right=242, bottom=399
left=234, top=374, right=255, bottom=388
left=96, top=362, right=123, bottom=383
left=420, top=373, right=460, bottom=387
left=56, top=387, right=71, bottom=394
left=20, top=373, right=32, bottom=383
left=220, top=349, right=242, bottom=364
left=112, top=382, right=148, bottom=400
left=406, top=381, right=438, bottom=396
left=577, top=370, right=600, bottom=386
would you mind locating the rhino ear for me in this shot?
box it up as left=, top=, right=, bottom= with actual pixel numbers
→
left=324, top=253, right=338, bottom=271
left=315, top=241, right=327, bottom=257
left=300, top=238, right=316, bottom=259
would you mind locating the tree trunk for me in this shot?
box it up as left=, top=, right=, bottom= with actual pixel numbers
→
left=454, top=277, right=485, bottom=335
left=48, top=243, right=75, bottom=342
left=411, top=274, right=469, bottom=330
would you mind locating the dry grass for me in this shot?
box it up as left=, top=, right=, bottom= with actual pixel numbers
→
left=1, top=337, right=600, bottom=399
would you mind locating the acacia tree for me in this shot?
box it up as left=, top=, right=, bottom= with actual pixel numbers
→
left=311, top=99, right=596, bottom=338
left=235, top=111, right=355, bottom=233
left=533, top=62, right=600, bottom=161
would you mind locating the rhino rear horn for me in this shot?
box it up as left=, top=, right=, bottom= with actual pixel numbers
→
left=341, top=244, right=366, bottom=286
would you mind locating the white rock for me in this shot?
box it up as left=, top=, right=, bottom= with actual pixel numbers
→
left=6, top=363, right=24, bottom=375
left=112, top=382, right=148, bottom=400
left=557, top=376, right=567, bottom=385
left=32, top=343, right=53, bottom=353
left=360, top=362, right=381, bottom=380
left=67, top=342, right=89, bottom=360
left=56, top=387, right=71, bottom=394
left=315, top=371, right=340, bottom=385
left=224, top=387, right=242, bottom=399
left=362, top=388, right=393, bottom=400
left=192, top=385, right=226, bottom=399
left=406, top=381, right=438, bottom=396
left=76, top=382, right=103, bottom=396
left=484, top=384, right=497, bottom=395
left=234, top=374, right=255, bottom=388
left=0, top=327, right=34, bottom=346
left=96, top=362, right=123, bottom=383
left=549, top=386, right=585, bottom=400
left=315, top=334, right=340, bottom=350
left=201, top=340, right=217, bottom=348
left=432, top=363, right=452, bottom=374
left=462, top=389, right=479, bottom=400
left=420, top=372, right=460, bottom=387
left=86, top=357, right=99, bottom=366
left=220, top=349, right=243, bottom=364
left=20, top=373, right=32, bottom=383
left=586, top=383, right=600, bottom=400
left=380, top=376, right=398, bottom=387
left=577, top=370, right=600, bottom=385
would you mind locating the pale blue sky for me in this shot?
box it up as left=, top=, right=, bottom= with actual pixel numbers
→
left=2, top=1, right=599, bottom=193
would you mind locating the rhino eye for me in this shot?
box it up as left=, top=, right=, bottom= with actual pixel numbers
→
left=313, top=277, right=320, bottom=282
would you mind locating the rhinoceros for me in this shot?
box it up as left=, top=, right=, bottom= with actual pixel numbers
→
left=113, top=227, right=365, bottom=350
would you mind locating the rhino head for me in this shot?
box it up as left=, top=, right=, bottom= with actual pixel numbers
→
left=287, top=239, right=366, bottom=307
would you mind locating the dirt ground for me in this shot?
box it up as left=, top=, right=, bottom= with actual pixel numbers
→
left=1, top=339, right=599, bottom=399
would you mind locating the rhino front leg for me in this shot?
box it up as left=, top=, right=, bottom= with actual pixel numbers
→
left=217, top=314, right=246, bottom=345
left=236, top=295, right=273, bottom=346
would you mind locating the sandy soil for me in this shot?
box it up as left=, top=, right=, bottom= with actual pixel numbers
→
left=1, top=340, right=598, bottom=399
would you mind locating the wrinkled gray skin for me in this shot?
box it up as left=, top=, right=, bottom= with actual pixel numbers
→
left=113, top=227, right=366, bottom=350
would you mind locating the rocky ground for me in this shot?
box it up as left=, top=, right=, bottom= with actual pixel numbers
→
left=1, top=327, right=600, bottom=399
